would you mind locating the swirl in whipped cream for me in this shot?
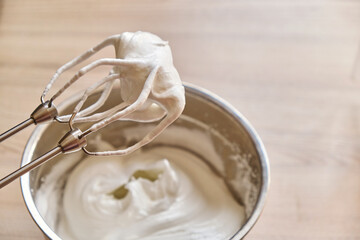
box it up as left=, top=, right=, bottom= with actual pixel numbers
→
left=36, top=141, right=245, bottom=240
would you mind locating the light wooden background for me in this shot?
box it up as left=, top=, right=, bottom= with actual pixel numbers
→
left=1, top=0, right=360, bottom=239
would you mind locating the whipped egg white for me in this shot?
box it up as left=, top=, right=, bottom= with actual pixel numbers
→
left=36, top=140, right=246, bottom=240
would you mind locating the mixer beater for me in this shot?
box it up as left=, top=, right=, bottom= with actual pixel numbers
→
left=0, top=32, right=185, bottom=188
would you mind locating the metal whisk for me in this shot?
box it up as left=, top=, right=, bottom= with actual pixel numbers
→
left=0, top=32, right=185, bottom=188
left=0, top=98, right=92, bottom=188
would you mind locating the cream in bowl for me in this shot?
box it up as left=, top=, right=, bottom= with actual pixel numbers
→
left=21, top=84, right=269, bottom=240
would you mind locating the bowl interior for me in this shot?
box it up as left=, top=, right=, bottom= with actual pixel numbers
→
left=21, top=84, right=269, bottom=240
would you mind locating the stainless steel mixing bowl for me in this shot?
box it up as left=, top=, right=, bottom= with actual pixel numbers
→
left=20, top=83, right=270, bottom=239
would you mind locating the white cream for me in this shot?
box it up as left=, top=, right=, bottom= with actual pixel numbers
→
left=35, top=32, right=251, bottom=239
left=46, top=31, right=186, bottom=157
left=36, top=139, right=246, bottom=240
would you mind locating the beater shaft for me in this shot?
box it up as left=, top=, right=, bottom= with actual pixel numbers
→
left=0, top=101, right=58, bottom=142
left=0, top=146, right=62, bottom=188
left=0, top=118, right=34, bottom=142
left=0, top=128, right=87, bottom=189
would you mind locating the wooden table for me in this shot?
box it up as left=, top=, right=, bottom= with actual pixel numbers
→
left=1, top=0, right=360, bottom=239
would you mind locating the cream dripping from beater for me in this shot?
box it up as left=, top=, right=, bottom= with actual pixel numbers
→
left=43, top=31, right=185, bottom=156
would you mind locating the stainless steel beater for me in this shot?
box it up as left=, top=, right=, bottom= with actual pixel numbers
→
left=0, top=100, right=90, bottom=188
left=0, top=32, right=185, bottom=188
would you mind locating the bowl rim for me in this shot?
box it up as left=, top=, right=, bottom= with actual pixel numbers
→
left=20, top=83, right=270, bottom=240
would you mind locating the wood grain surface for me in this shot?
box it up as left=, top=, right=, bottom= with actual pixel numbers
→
left=1, top=0, right=360, bottom=239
